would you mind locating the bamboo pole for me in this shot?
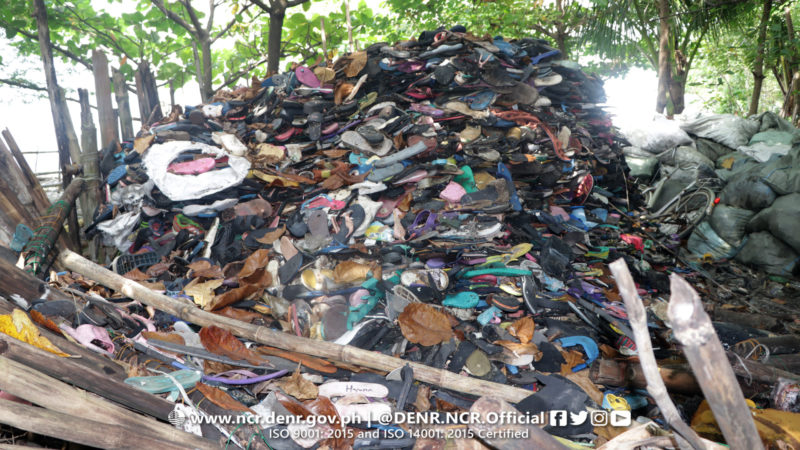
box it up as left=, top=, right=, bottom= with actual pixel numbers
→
left=58, top=249, right=535, bottom=403
left=0, top=353, right=218, bottom=449
left=667, top=273, right=764, bottom=450
left=78, top=88, right=100, bottom=229
left=0, top=398, right=188, bottom=450
left=610, top=259, right=704, bottom=450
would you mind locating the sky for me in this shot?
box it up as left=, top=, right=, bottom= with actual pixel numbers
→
left=0, top=1, right=682, bottom=176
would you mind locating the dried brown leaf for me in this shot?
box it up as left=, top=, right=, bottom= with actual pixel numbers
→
left=508, top=316, right=535, bottom=344
left=122, top=268, right=149, bottom=281
left=281, top=369, right=318, bottom=401
left=255, top=225, right=285, bottom=245
left=185, top=278, right=224, bottom=308
left=398, top=303, right=453, bottom=347
left=196, top=382, right=250, bottom=412
left=344, top=52, right=367, bottom=77
left=198, top=325, right=264, bottom=365
left=560, top=349, right=585, bottom=376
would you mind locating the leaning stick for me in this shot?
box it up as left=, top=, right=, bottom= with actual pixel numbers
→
left=668, top=273, right=764, bottom=450
left=58, top=249, right=534, bottom=403
left=609, top=259, right=705, bottom=450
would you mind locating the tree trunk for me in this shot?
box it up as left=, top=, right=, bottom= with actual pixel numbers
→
left=749, top=0, right=772, bottom=117
left=668, top=51, right=688, bottom=115
left=655, top=0, right=672, bottom=115
left=200, top=37, right=214, bottom=102
left=267, top=9, right=286, bottom=75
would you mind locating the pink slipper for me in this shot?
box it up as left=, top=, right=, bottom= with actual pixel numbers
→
left=167, top=157, right=216, bottom=175
left=295, top=66, right=320, bottom=88
left=440, top=181, right=466, bottom=203
left=60, top=324, right=115, bottom=356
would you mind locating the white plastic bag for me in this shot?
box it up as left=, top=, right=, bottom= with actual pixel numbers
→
left=142, top=141, right=251, bottom=202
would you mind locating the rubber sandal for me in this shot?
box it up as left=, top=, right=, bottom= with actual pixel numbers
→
left=124, top=369, right=201, bottom=394
left=442, top=291, right=480, bottom=309
left=10, top=223, right=34, bottom=252
left=487, top=293, right=523, bottom=312
left=278, top=253, right=303, bottom=285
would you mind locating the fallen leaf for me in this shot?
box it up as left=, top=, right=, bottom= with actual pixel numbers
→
left=196, top=382, right=250, bottom=412
left=333, top=261, right=372, bottom=284
left=145, top=262, right=169, bottom=278
left=213, top=307, right=270, bottom=324
left=414, top=385, right=431, bottom=412
left=398, top=303, right=453, bottom=347
left=255, top=225, right=285, bottom=245
left=494, top=340, right=542, bottom=360
left=564, top=370, right=604, bottom=405
left=185, top=278, right=224, bottom=308
left=198, top=325, right=264, bottom=365
left=276, top=391, right=313, bottom=418
left=204, top=359, right=238, bottom=374
left=123, top=268, right=149, bottom=281
left=142, top=331, right=185, bottom=346
left=334, top=83, right=354, bottom=105
left=239, top=249, right=271, bottom=281
left=281, top=369, right=319, bottom=401
left=508, top=316, right=535, bottom=344
left=0, top=309, right=69, bottom=356
left=134, top=134, right=155, bottom=153
left=305, top=395, right=353, bottom=449
left=29, top=310, right=62, bottom=335
left=345, top=52, right=367, bottom=77
left=560, top=349, right=585, bottom=376
left=206, top=284, right=260, bottom=311
left=188, top=260, right=224, bottom=279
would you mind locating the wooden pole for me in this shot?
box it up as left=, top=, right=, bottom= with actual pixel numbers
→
left=78, top=89, right=100, bottom=225
left=667, top=273, right=764, bottom=450
left=0, top=397, right=187, bottom=450
left=0, top=352, right=218, bottom=449
left=23, top=177, right=84, bottom=276
left=1, top=128, right=51, bottom=213
left=113, top=85, right=130, bottom=139
left=135, top=61, right=163, bottom=126
left=57, top=249, right=535, bottom=403
left=610, top=259, right=704, bottom=450
left=92, top=50, right=119, bottom=148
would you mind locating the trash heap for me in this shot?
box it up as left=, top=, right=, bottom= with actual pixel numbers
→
left=625, top=112, right=800, bottom=277
left=4, top=27, right=800, bottom=449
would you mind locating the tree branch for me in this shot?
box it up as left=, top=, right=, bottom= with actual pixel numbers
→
left=179, top=0, right=206, bottom=37
left=286, top=0, right=308, bottom=8
left=8, top=26, right=93, bottom=71
left=250, top=0, right=272, bottom=13
left=211, top=3, right=255, bottom=44
left=151, top=0, right=197, bottom=37
left=213, top=56, right=269, bottom=92
left=0, top=78, right=96, bottom=109
left=56, top=0, right=140, bottom=65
